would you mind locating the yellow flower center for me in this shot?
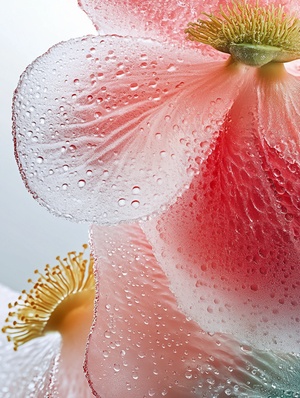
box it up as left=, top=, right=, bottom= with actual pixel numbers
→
left=186, top=0, right=300, bottom=66
left=2, top=245, right=95, bottom=351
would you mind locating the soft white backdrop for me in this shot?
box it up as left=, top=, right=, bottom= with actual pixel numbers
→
left=0, top=0, right=96, bottom=290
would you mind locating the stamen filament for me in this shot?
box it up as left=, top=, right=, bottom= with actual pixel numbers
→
left=2, top=245, right=95, bottom=350
left=186, top=0, right=300, bottom=66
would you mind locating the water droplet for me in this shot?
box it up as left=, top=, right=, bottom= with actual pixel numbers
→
left=36, top=156, right=44, bottom=164
left=103, top=350, right=109, bottom=358
left=78, top=180, right=86, bottom=188
left=113, top=363, right=121, bottom=372
left=62, top=183, right=68, bottom=190
left=118, top=198, right=126, bottom=207
left=167, top=64, right=176, bottom=72
left=131, top=200, right=140, bottom=209
left=285, top=213, right=294, bottom=222
left=184, top=370, right=193, bottom=379
left=132, top=186, right=140, bottom=195
left=130, top=83, right=139, bottom=91
left=63, top=164, right=69, bottom=171
left=116, top=70, right=125, bottom=78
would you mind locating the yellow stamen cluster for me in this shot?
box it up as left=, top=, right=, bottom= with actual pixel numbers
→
left=186, top=1, right=300, bottom=63
left=2, top=244, right=95, bottom=351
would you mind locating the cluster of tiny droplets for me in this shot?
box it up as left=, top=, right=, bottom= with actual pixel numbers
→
left=185, top=0, right=300, bottom=53
left=2, top=245, right=94, bottom=350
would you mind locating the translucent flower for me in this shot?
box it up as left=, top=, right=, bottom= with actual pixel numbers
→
left=11, top=0, right=300, bottom=392
left=14, top=0, right=300, bottom=225
left=87, top=223, right=300, bottom=397
left=2, top=226, right=300, bottom=397
left=138, top=1, right=300, bottom=352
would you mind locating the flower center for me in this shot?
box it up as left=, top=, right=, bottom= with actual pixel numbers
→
left=2, top=245, right=95, bottom=350
left=186, top=0, right=300, bottom=66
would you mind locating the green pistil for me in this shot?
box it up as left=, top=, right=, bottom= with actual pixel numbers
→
left=186, top=1, right=300, bottom=67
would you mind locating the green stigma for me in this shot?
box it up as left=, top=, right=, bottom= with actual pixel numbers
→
left=186, top=0, right=300, bottom=67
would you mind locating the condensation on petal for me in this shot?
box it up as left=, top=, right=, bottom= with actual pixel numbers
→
left=77, top=0, right=226, bottom=55
left=257, top=69, right=300, bottom=165
left=85, top=224, right=300, bottom=397
left=13, top=35, right=240, bottom=224
left=143, top=74, right=300, bottom=353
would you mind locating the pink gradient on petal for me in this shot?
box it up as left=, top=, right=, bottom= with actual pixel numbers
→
left=257, top=69, right=300, bottom=165
left=86, top=224, right=300, bottom=397
left=143, top=70, right=300, bottom=353
left=14, top=35, right=246, bottom=224
left=52, top=302, right=95, bottom=398
left=78, top=0, right=224, bottom=50
left=285, top=60, right=300, bottom=76
left=78, top=0, right=300, bottom=47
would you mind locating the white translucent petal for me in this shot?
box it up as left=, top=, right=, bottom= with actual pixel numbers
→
left=14, top=35, right=240, bottom=224
left=85, top=224, right=300, bottom=397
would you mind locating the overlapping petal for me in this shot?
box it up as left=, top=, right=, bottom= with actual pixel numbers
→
left=14, top=35, right=250, bottom=224
left=78, top=0, right=300, bottom=45
left=257, top=68, right=300, bottom=164
left=77, top=0, right=221, bottom=46
left=86, top=224, right=300, bottom=397
left=52, top=300, right=95, bottom=398
left=142, top=70, right=300, bottom=353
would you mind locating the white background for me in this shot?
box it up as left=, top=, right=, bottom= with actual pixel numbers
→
left=0, top=0, right=96, bottom=290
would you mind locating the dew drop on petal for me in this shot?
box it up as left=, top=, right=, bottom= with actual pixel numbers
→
left=118, top=198, right=126, bottom=207
left=78, top=180, right=86, bottom=188
left=86, top=224, right=300, bottom=397
left=131, top=200, right=140, bottom=209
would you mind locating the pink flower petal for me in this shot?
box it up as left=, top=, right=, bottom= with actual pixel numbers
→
left=143, top=70, right=300, bottom=353
left=285, top=60, right=300, bottom=76
left=77, top=0, right=300, bottom=50
left=257, top=69, right=300, bottom=165
left=78, top=0, right=224, bottom=48
left=86, top=224, right=300, bottom=397
left=14, top=35, right=244, bottom=224
left=51, top=300, right=95, bottom=397
left=0, top=283, right=61, bottom=397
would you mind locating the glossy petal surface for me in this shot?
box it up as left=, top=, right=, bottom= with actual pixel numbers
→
left=52, top=299, right=95, bottom=398
left=86, top=224, right=300, bottom=397
left=78, top=0, right=300, bottom=45
left=143, top=68, right=300, bottom=353
left=14, top=35, right=245, bottom=224
left=78, top=0, right=221, bottom=46
left=0, top=284, right=61, bottom=398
